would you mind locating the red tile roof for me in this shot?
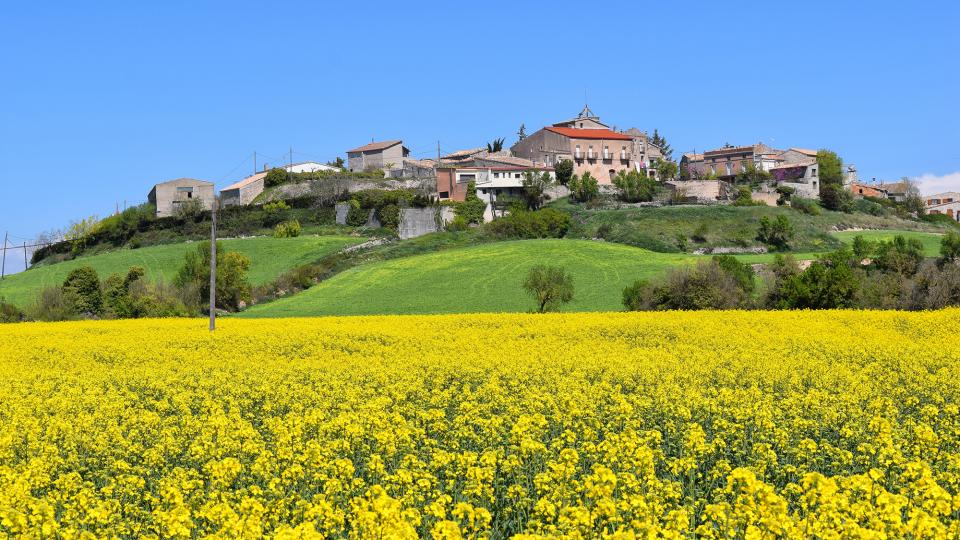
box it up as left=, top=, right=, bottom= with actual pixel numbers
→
left=544, top=126, right=633, bottom=141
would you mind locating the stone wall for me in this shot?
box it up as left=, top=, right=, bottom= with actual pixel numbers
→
left=398, top=207, right=442, bottom=240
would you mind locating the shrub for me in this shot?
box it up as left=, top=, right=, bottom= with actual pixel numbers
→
left=485, top=208, right=570, bottom=239
left=264, top=167, right=288, bottom=187
left=62, top=266, right=103, bottom=315
left=819, top=184, right=853, bottom=212
left=521, top=171, right=553, bottom=210
left=905, top=260, right=960, bottom=309
left=446, top=215, right=469, bottom=232
left=691, top=223, right=709, bottom=243
left=712, top=254, right=756, bottom=293
left=612, top=170, right=655, bottom=203
left=346, top=200, right=369, bottom=227
left=174, top=241, right=252, bottom=312
left=771, top=248, right=861, bottom=309
left=940, top=231, right=960, bottom=263
left=732, top=186, right=762, bottom=206
left=756, top=215, right=794, bottom=251
left=0, top=298, right=23, bottom=323
left=675, top=233, right=688, bottom=252
left=775, top=185, right=795, bottom=205
left=273, top=220, right=302, bottom=238
left=376, top=204, right=401, bottom=231
left=624, top=259, right=750, bottom=311
left=596, top=223, right=614, bottom=240
left=523, top=265, right=574, bottom=313
left=455, top=181, right=487, bottom=224
left=263, top=200, right=290, bottom=212
left=173, top=198, right=207, bottom=221
left=790, top=197, right=821, bottom=215
left=853, top=198, right=887, bottom=216
left=554, top=159, right=574, bottom=186
left=874, top=235, right=924, bottom=275
left=27, top=286, right=80, bottom=321
left=852, top=235, right=876, bottom=260
left=568, top=172, right=600, bottom=203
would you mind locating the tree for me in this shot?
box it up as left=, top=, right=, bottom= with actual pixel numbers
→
left=874, top=235, right=924, bottom=275
left=756, top=215, right=794, bottom=251
left=852, top=235, right=876, bottom=260
left=521, top=171, right=552, bottom=210
left=655, top=160, right=678, bottom=182
left=623, top=259, right=750, bottom=311
left=772, top=248, right=861, bottom=309
left=517, top=124, right=527, bottom=142
left=940, top=232, right=960, bottom=263
left=713, top=254, right=756, bottom=294
left=650, top=129, right=673, bottom=161
left=62, top=266, right=102, bottom=315
left=568, top=171, right=599, bottom=203
left=523, top=265, right=574, bottom=313
left=819, top=183, right=854, bottom=212
left=455, top=181, right=487, bottom=224
left=326, top=157, right=345, bottom=168
left=816, top=150, right=844, bottom=185
left=613, top=170, right=656, bottom=203
left=264, top=167, right=288, bottom=187
left=735, top=161, right=772, bottom=187
left=175, top=241, right=252, bottom=312
left=554, top=159, right=574, bottom=187
left=901, top=178, right=926, bottom=216
left=486, top=138, right=505, bottom=153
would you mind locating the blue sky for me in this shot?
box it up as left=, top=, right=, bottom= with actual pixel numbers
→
left=1, top=0, right=958, bottom=273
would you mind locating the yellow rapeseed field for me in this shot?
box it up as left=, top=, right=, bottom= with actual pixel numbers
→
left=2, top=311, right=960, bottom=538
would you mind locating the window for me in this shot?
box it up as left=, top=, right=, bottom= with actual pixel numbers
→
left=515, top=173, right=521, bottom=179
left=494, top=172, right=500, bottom=178
left=811, top=167, right=817, bottom=176
left=725, top=163, right=732, bottom=175
left=458, top=173, right=476, bottom=183
left=439, top=191, right=449, bottom=198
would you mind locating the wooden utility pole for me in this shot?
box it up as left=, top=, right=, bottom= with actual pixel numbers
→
left=253, top=151, right=257, bottom=175
left=209, top=199, right=217, bottom=331
left=22, top=242, right=27, bottom=271
left=437, top=141, right=441, bottom=165
left=1, top=232, right=7, bottom=280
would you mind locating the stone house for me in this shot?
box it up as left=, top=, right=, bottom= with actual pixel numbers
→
left=875, top=180, right=913, bottom=202
left=924, top=192, right=960, bottom=221
left=148, top=178, right=215, bottom=217
left=683, top=143, right=782, bottom=180
left=848, top=182, right=888, bottom=199
left=511, top=106, right=666, bottom=183
left=347, top=140, right=410, bottom=173
left=220, top=171, right=267, bottom=208
left=769, top=161, right=820, bottom=198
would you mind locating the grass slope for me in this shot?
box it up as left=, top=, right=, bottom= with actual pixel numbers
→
left=833, top=230, right=943, bottom=256
left=561, top=203, right=946, bottom=253
left=0, top=235, right=364, bottom=308
left=240, top=239, right=692, bottom=317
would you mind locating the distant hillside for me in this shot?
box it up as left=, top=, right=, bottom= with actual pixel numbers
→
left=0, top=235, right=364, bottom=308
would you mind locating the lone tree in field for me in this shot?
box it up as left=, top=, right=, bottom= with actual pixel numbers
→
left=523, top=265, right=574, bottom=313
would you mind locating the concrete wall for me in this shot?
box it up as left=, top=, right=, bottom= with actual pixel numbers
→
left=666, top=180, right=723, bottom=202
left=221, top=176, right=265, bottom=207
left=148, top=179, right=215, bottom=217
left=398, top=207, right=442, bottom=240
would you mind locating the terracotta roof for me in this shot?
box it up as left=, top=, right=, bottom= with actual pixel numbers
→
left=876, top=181, right=911, bottom=193
left=770, top=160, right=816, bottom=170
left=347, top=140, right=402, bottom=153
left=442, top=148, right=485, bottom=159
left=544, top=126, right=632, bottom=141
left=788, top=148, right=818, bottom=157
left=704, top=145, right=755, bottom=156
left=683, top=153, right=704, bottom=161
left=476, top=154, right=537, bottom=167
left=222, top=171, right=267, bottom=192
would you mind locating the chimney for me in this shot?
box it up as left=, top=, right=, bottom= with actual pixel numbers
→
left=263, top=163, right=269, bottom=172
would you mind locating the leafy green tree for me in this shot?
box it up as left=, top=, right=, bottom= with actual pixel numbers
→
left=264, top=167, right=288, bottom=187
left=654, top=160, right=678, bottom=182
left=62, top=266, right=102, bottom=315
left=940, top=232, right=960, bottom=263
left=521, top=171, right=553, bottom=210
left=816, top=150, right=844, bottom=185
left=568, top=171, right=599, bottom=203
left=613, top=170, right=656, bottom=202
left=554, top=159, right=574, bottom=187
left=175, top=241, right=252, bottom=312
left=326, top=157, right=345, bottom=168
left=851, top=235, right=876, bottom=260
left=736, top=161, right=772, bottom=187
left=455, top=181, right=487, bottom=224
left=773, top=248, right=861, bottom=309
left=819, top=184, right=854, bottom=212
left=523, top=265, right=574, bottom=313
left=713, top=254, right=756, bottom=293
left=874, top=235, right=924, bottom=275
left=756, top=215, right=794, bottom=250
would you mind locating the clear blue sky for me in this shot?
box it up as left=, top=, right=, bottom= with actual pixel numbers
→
left=1, top=1, right=958, bottom=272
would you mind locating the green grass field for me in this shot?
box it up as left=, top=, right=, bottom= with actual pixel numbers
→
left=833, top=230, right=943, bottom=256
left=240, top=239, right=693, bottom=317
left=0, top=235, right=364, bottom=308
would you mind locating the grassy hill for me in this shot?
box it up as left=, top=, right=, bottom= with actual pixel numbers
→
left=240, top=239, right=693, bottom=317
left=0, top=235, right=364, bottom=308
left=833, top=230, right=944, bottom=256
left=559, top=203, right=947, bottom=253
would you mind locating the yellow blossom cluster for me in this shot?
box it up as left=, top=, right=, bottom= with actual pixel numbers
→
left=2, top=310, right=960, bottom=538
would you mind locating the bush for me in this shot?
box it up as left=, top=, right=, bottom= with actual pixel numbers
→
left=568, top=172, right=600, bottom=203
left=596, top=223, right=614, bottom=240
left=485, top=208, right=570, bottom=239
left=377, top=204, right=401, bottom=231
left=62, top=266, right=103, bottom=315
left=756, top=215, right=794, bottom=251
left=523, top=265, right=574, bottom=313
left=852, top=235, right=876, bottom=260
left=264, top=167, right=288, bottom=187
left=713, top=254, right=756, bottom=293
left=852, top=198, right=887, bottom=216
left=612, top=170, right=655, bottom=203
left=27, top=286, right=81, bottom=321
left=273, top=220, right=302, bottom=238
left=905, top=260, right=960, bottom=309
left=732, top=186, right=763, bottom=206
left=623, top=259, right=750, bottom=311
left=874, top=235, right=924, bottom=275
left=521, top=171, right=553, bottom=210
left=346, top=200, right=369, bottom=227
left=446, top=215, right=469, bottom=232
left=770, top=248, right=861, bottom=309
left=0, top=298, right=23, bottom=323
left=454, top=181, right=487, bottom=225
left=263, top=200, right=290, bottom=212
left=691, top=223, right=709, bottom=243
left=819, top=184, right=853, bottom=212
left=940, top=232, right=960, bottom=262
left=790, top=197, right=821, bottom=215
left=173, top=198, right=207, bottom=221
left=174, top=241, right=252, bottom=312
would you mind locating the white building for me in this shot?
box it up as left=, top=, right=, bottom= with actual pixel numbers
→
left=925, top=192, right=960, bottom=221
left=438, top=166, right=556, bottom=221
left=283, top=161, right=339, bottom=173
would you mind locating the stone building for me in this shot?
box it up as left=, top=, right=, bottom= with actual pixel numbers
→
left=511, top=106, right=666, bottom=184
left=148, top=178, right=215, bottom=217
left=346, top=140, right=410, bottom=173
left=220, top=171, right=267, bottom=208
